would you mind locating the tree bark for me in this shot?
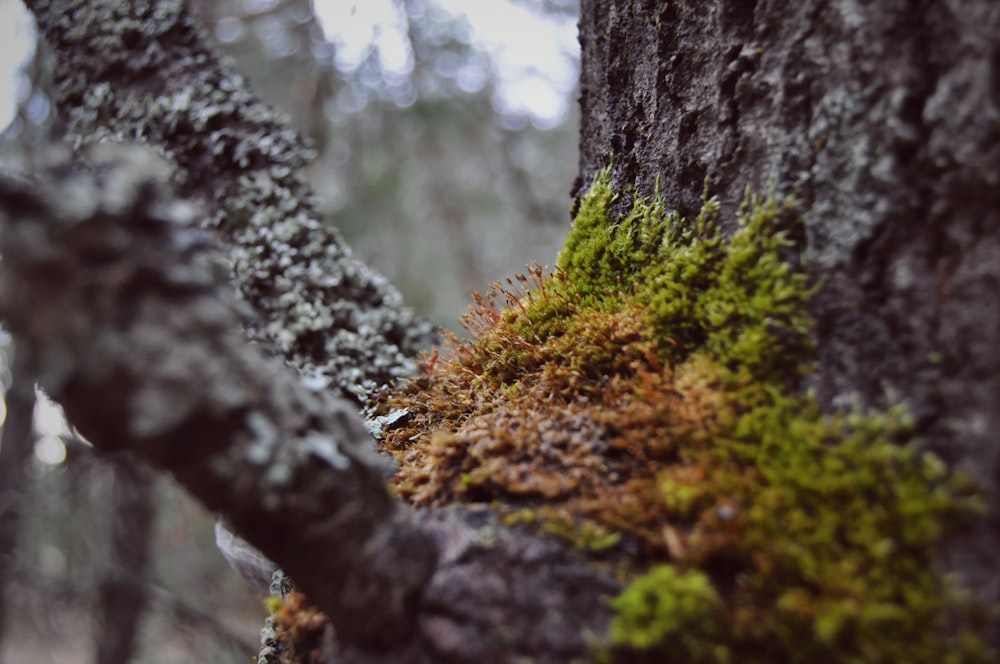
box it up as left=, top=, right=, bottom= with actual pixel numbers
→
left=577, top=0, right=1000, bottom=635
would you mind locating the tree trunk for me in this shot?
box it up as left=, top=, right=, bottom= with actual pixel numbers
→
left=94, top=458, right=155, bottom=664
left=578, top=0, right=1000, bottom=629
left=0, top=350, right=36, bottom=653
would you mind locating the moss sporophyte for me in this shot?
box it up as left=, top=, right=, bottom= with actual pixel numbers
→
left=372, top=170, right=990, bottom=662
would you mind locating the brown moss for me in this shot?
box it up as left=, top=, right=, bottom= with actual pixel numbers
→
left=377, top=280, right=739, bottom=556
left=270, top=591, right=332, bottom=664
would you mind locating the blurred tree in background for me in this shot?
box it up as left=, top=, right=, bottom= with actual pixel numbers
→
left=0, top=1, right=579, bottom=661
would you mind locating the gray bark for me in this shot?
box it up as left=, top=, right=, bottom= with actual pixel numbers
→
left=577, top=0, right=1000, bottom=638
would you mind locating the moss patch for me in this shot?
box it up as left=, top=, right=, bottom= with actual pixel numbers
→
left=373, top=171, right=988, bottom=661
left=268, top=591, right=331, bottom=664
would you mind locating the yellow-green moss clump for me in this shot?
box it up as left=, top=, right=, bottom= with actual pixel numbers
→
left=373, top=171, right=989, bottom=662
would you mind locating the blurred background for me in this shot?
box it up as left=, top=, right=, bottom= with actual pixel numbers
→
left=0, top=0, right=581, bottom=661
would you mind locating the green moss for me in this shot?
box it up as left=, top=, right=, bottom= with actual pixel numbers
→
left=608, top=566, right=727, bottom=663
left=374, top=170, right=991, bottom=662
left=498, top=173, right=814, bottom=386
left=264, top=595, right=284, bottom=615
left=504, top=507, right=623, bottom=553
left=610, top=394, right=986, bottom=663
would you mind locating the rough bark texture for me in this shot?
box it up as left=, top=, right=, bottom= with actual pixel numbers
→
left=577, top=0, right=1000, bottom=633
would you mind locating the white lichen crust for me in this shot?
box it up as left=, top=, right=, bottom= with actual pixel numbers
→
left=0, top=144, right=436, bottom=647
left=24, top=0, right=436, bottom=398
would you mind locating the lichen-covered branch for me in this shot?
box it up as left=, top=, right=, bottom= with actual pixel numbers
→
left=22, top=0, right=436, bottom=397
left=2, top=3, right=627, bottom=660
left=0, top=144, right=436, bottom=647
left=0, top=146, right=619, bottom=660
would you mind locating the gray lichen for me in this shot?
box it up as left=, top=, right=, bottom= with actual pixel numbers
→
left=0, top=143, right=437, bottom=646
left=25, top=0, right=436, bottom=399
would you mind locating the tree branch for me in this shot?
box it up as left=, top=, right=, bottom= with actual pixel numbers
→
left=0, top=146, right=618, bottom=660
left=22, top=0, right=436, bottom=397
left=7, top=3, right=622, bottom=659
left=0, top=145, right=436, bottom=647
